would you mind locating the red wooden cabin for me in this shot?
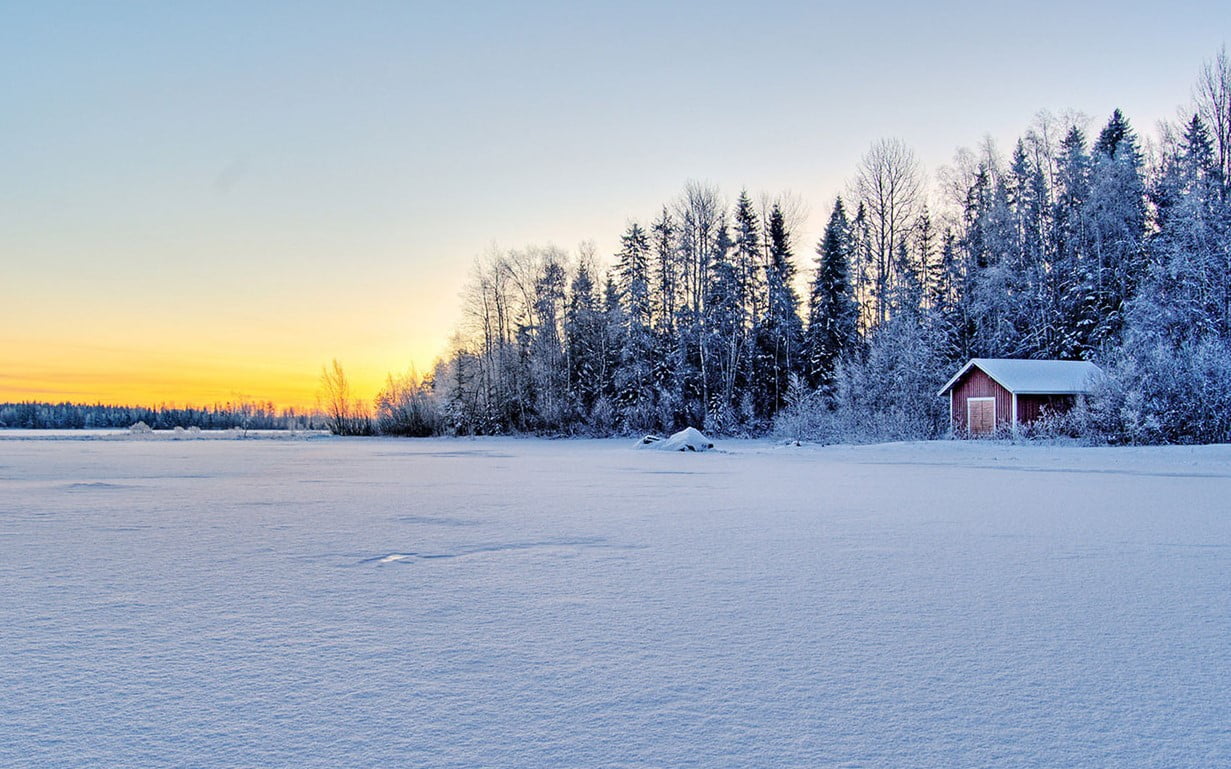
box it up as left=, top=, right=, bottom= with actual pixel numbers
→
left=938, top=358, right=1103, bottom=436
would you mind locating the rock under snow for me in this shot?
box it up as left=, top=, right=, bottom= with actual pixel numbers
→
left=635, top=427, right=715, bottom=452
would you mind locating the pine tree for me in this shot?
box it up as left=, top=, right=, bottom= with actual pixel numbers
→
left=1094, top=109, right=1136, bottom=161
left=529, top=258, right=568, bottom=429
left=755, top=204, right=804, bottom=418
left=932, top=229, right=966, bottom=362
left=564, top=260, right=603, bottom=424
left=915, top=205, right=940, bottom=307
left=651, top=207, right=678, bottom=334
left=1085, top=109, right=1147, bottom=352
left=1052, top=125, right=1095, bottom=358
left=805, top=198, right=859, bottom=394
left=613, top=223, right=658, bottom=431
left=598, top=273, right=624, bottom=423
left=731, top=190, right=763, bottom=324
left=703, top=216, right=747, bottom=431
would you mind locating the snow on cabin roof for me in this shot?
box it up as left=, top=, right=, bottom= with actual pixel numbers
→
left=937, top=358, right=1104, bottom=396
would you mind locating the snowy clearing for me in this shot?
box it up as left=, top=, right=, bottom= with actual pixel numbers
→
left=2, top=436, right=1229, bottom=768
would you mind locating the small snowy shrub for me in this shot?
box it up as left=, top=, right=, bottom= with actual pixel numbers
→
left=1016, top=400, right=1099, bottom=444
left=772, top=374, right=832, bottom=444
left=703, top=400, right=738, bottom=438
left=589, top=396, right=616, bottom=436
left=376, top=369, right=441, bottom=437
left=129, top=421, right=152, bottom=435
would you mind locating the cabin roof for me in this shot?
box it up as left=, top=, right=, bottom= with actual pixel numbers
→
left=937, top=358, right=1103, bottom=397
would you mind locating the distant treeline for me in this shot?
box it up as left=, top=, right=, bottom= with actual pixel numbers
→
left=0, top=401, right=324, bottom=431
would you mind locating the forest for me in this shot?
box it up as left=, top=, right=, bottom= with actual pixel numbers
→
left=361, top=49, right=1231, bottom=445
left=0, top=400, right=320, bottom=432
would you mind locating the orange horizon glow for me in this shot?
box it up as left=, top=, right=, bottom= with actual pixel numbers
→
left=2, top=302, right=454, bottom=412
left=0, top=354, right=437, bottom=413
left=0, top=359, right=409, bottom=413
left=3, top=240, right=460, bottom=412
left=0, top=335, right=449, bottom=412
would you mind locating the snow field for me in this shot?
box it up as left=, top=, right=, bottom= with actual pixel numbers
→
left=1, top=437, right=1228, bottom=768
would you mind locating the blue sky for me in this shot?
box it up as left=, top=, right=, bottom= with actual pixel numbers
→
left=3, top=1, right=1228, bottom=405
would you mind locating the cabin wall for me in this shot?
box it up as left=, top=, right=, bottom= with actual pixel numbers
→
left=1017, top=394, right=1076, bottom=424
left=950, top=369, right=1012, bottom=433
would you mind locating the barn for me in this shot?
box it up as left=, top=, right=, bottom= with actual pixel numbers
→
left=938, top=358, right=1103, bottom=435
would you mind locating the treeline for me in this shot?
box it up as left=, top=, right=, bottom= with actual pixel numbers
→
left=0, top=401, right=324, bottom=431
left=370, top=49, right=1231, bottom=445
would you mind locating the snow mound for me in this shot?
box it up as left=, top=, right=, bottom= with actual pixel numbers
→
left=635, top=427, right=715, bottom=452
left=128, top=421, right=152, bottom=435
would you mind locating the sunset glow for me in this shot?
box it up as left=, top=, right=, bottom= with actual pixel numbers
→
left=2, top=277, right=455, bottom=409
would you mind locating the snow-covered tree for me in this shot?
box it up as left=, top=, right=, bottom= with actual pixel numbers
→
left=612, top=224, right=658, bottom=431
left=805, top=197, right=859, bottom=394
left=754, top=204, right=804, bottom=417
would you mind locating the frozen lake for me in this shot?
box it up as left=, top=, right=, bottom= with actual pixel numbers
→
left=2, top=436, right=1229, bottom=767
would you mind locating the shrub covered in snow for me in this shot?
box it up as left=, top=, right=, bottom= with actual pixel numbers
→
left=1085, top=339, right=1231, bottom=444
left=376, top=369, right=441, bottom=437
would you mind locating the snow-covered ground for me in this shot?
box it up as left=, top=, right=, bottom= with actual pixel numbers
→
left=2, top=436, right=1228, bottom=768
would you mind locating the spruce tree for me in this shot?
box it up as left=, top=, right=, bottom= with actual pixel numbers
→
left=703, top=216, right=746, bottom=431
left=613, top=223, right=657, bottom=431
left=755, top=204, right=804, bottom=417
left=564, top=260, right=602, bottom=424
left=650, top=207, right=678, bottom=334
left=1052, top=125, right=1094, bottom=358
left=1086, top=109, right=1147, bottom=352
left=805, top=198, right=859, bottom=394
left=731, top=190, right=762, bottom=323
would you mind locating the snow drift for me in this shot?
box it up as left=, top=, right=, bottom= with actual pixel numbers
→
left=635, top=427, right=715, bottom=451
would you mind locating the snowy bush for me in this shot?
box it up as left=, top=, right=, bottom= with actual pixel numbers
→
left=588, top=396, right=616, bottom=437
left=1011, top=405, right=1096, bottom=443
left=375, top=369, right=441, bottom=437
left=771, top=352, right=950, bottom=445
left=129, top=421, right=152, bottom=435
left=819, top=321, right=949, bottom=443
left=772, top=374, right=833, bottom=444
left=1089, top=339, right=1231, bottom=444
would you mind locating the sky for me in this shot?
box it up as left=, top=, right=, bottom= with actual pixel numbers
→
left=3, top=1, right=1228, bottom=410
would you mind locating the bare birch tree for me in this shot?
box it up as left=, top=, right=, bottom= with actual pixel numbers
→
left=852, top=138, right=923, bottom=327
left=1195, top=45, right=1231, bottom=186
left=318, top=359, right=370, bottom=435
